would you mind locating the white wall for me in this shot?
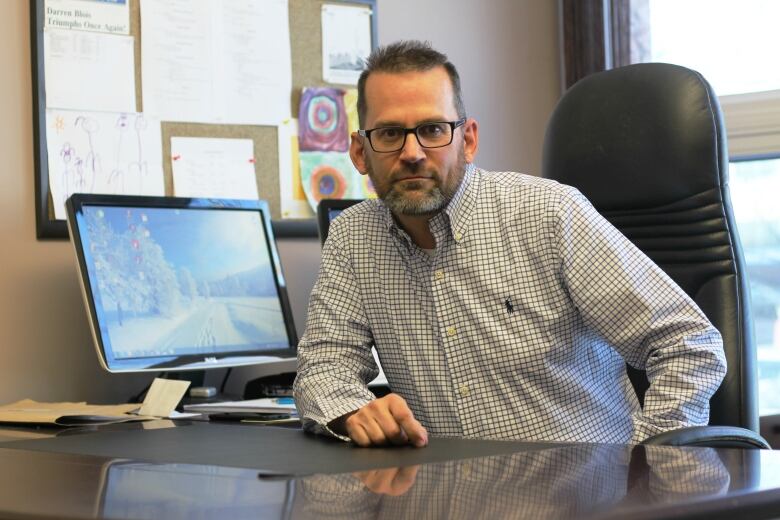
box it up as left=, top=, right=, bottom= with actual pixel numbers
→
left=0, top=0, right=559, bottom=404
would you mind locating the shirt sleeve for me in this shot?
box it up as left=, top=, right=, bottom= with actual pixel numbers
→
left=552, top=187, right=727, bottom=444
left=293, top=223, right=378, bottom=441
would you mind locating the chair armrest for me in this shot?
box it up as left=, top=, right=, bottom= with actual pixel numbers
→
left=641, top=426, right=771, bottom=449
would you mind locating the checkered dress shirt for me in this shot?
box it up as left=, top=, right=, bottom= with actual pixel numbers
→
left=294, top=166, right=726, bottom=444
left=294, top=446, right=729, bottom=519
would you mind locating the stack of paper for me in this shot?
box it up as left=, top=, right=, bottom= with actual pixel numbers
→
left=183, top=397, right=297, bottom=415
left=0, top=399, right=151, bottom=426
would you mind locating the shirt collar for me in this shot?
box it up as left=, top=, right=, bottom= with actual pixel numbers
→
left=376, top=163, right=481, bottom=243
left=444, top=163, right=479, bottom=241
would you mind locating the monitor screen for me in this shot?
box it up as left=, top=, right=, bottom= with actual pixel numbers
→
left=328, top=208, right=345, bottom=221
left=66, top=194, right=297, bottom=372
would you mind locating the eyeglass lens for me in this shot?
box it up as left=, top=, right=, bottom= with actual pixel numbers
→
left=371, top=122, right=453, bottom=152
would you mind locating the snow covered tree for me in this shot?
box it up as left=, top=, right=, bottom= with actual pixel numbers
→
left=85, top=209, right=144, bottom=324
left=178, top=267, right=199, bottom=302
left=124, top=211, right=182, bottom=318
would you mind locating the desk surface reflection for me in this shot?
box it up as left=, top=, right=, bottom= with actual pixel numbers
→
left=0, top=422, right=779, bottom=519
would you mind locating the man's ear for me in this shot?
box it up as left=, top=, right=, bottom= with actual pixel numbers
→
left=462, top=118, right=479, bottom=164
left=349, top=132, right=369, bottom=176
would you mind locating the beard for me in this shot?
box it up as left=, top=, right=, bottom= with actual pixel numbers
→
left=366, top=149, right=468, bottom=216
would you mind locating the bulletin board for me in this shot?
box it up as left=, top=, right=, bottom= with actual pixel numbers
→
left=31, top=0, right=378, bottom=239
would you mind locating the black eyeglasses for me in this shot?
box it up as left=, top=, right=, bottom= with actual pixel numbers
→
left=358, top=118, right=467, bottom=153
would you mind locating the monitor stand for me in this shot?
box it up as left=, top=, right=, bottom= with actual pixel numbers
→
left=160, top=370, right=238, bottom=405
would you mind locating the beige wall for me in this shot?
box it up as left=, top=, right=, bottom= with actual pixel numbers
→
left=377, top=0, right=561, bottom=175
left=0, top=0, right=560, bottom=404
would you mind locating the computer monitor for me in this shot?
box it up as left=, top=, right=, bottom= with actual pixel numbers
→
left=316, top=198, right=363, bottom=245
left=66, top=194, right=297, bottom=373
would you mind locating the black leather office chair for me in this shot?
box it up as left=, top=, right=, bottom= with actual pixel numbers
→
left=542, top=62, right=770, bottom=449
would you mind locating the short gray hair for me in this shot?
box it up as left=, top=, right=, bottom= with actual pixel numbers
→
left=357, top=40, right=467, bottom=127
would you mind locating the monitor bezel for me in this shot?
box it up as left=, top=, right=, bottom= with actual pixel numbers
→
left=316, top=198, right=364, bottom=245
left=66, top=193, right=298, bottom=373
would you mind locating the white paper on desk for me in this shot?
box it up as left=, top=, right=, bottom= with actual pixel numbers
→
left=171, top=137, right=259, bottom=200
left=46, top=109, right=165, bottom=219
left=321, top=3, right=372, bottom=85
left=45, top=0, right=130, bottom=35
left=183, top=398, right=297, bottom=414
left=140, top=0, right=292, bottom=125
left=138, top=378, right=191, bottom=418
left=44, top=28, right=136, bottom=112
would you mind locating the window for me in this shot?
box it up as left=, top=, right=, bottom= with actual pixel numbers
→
left=640, top=0, right=780, bottom=97
left=633, top=0, right=780, bottom=158
left=730, top=158, right=780, bottom=414
left=561, top=0, right=780, bottom=416
left=632, top=0, right=780, bottom=415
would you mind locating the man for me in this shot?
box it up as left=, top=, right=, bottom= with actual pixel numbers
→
left=293, top=40, right=726, bottom=448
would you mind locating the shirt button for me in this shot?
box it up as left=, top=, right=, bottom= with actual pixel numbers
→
left=454, top=231, right=463, bottom=242
left=459, top=383, right=470, bottom=397
left=446, top=326, right=457, bottom=337
left=434, top=270, right=445, bottom=280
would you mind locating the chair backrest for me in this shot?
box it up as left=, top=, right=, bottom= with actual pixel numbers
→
left=541, top=62, right=758, bottom=432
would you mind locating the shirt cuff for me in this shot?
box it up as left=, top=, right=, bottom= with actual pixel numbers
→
left=302, top=399, right=372, bottom=443
left=305, top=420, right=353, bottom=443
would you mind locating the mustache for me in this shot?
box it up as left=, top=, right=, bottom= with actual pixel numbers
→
left=390, top=165, right=440, bottom=182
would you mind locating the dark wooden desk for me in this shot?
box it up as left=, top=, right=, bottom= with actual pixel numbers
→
left=0, top=420, right=779, bottom=519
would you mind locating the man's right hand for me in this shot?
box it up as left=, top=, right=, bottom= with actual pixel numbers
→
left=329, top=393, right=428, bottom=448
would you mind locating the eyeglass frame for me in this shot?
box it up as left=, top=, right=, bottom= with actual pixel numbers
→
left=357, top=118, right=467, bottom=153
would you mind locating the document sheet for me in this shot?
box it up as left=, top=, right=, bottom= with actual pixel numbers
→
left=44, top=28, right=136, bottom=113
left=170, top=137, right=259, bottom=200
left=140, top=0, right=292, bottom=125
left=46, top=109, right=165, bottom=219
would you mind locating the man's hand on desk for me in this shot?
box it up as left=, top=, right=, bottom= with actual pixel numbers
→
left=329, top=393, right=429, bottom=448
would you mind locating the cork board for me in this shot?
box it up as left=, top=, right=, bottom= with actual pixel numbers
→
left=31, top=0, right=378, bottom=239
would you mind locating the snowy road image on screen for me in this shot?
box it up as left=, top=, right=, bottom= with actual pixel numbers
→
left=82, top=205, right=289, bottom=358
left=107, top=296, right=287, bottom=357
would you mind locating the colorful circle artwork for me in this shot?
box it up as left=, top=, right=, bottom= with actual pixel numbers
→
left=308, top=96, right=338, bottom=135
left=310, top=165, right=347, bottom=202
left=298, top=87, right=349, bottom=152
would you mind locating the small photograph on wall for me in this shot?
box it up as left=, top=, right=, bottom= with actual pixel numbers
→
left=321, top=3, right=372, bottom=85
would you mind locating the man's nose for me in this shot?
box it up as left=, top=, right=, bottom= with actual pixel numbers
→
left=399, top=130, right=425, bottom=163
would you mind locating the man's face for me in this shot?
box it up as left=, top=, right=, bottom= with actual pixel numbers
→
left=349, top=66, right=478, bottom=217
